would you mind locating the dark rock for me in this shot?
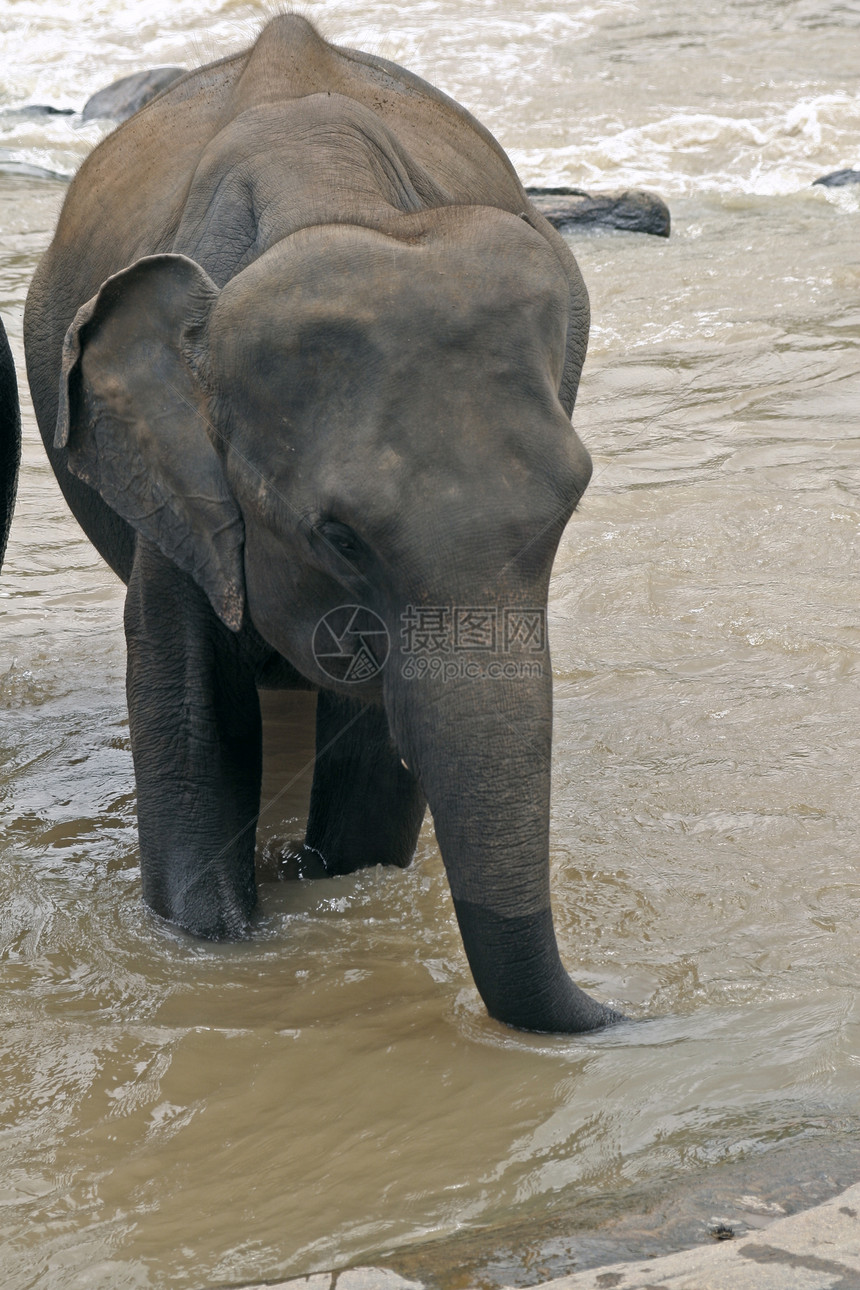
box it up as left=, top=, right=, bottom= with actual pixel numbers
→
left=813, top=169, right=860, bottom=187
left=82, top=67, right=186, bottom=123
left=526, top=186, right=671, bottom=237
left=3, top=105, right=76, bottom=117
left=0, top=316, right=20, bottom=573
left=0, top=159, right=70, bottom=182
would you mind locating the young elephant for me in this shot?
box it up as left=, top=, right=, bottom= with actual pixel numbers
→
left=25, top=16, right=616, bottom=1033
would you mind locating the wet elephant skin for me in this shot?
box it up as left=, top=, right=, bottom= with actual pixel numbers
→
left=24, top=15, right=615, bottom=1033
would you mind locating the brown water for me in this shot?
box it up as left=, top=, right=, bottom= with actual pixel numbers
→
left=1, top=3, right=859, bottom=1288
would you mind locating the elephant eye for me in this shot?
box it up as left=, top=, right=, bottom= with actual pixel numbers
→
left=315, top=519, right=363, bottom=560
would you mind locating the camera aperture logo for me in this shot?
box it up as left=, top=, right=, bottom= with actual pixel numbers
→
left=312, top=605, right=390, bottom=683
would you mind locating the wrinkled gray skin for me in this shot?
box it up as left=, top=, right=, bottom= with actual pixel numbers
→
left=25, top=16, right=617, bottom=1033
left=0, top=316, right=20, bottom=573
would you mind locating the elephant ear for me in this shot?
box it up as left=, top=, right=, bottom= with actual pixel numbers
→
left=56, top=253, right=245, bottom=631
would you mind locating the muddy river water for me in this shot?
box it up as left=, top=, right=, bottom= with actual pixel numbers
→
left=1, top=2, right=859, bottom=1287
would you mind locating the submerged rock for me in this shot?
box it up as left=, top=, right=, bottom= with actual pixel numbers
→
left=82, top=67, right=186, bottom=122
left=0, top=159, right=70, bottom=182
left=3, top=105, right=75, bottom=117
left=813, top=169, right=860, bottom=187
left=527, top=186, right=671, bottom=237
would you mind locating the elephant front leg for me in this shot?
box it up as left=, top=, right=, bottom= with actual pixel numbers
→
left=302, top=691, right=426, bottom=875
left=124, top=540, right=262, bottom=938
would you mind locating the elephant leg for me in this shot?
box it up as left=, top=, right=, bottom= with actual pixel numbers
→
left=303, top=691, right=426, bottom=875
left=124, top=539, right=262, bottom=938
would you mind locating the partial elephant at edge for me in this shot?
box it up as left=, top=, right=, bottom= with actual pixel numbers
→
left=0, top=316, right=21, bottom=574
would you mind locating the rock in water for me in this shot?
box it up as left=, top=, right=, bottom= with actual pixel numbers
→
left=82, top=67, right=186, bottom=122
left=3, top=105, right=75, bottom=117
left=527, top=187, right=671, bottom=237
left=813, top=169, right=860, bottom=187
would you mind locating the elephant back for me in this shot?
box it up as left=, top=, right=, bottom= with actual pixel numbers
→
left=30, top=15, right=529, bottom=345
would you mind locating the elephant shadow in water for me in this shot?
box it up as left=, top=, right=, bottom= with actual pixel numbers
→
left=253, top=690, right=328, bottom=882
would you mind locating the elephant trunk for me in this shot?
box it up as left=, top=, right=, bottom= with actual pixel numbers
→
left=385, top=663, right=619, bottom=1033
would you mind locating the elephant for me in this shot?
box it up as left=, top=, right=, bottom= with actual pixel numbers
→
left=0, top=316, right=20, bottom=573
left=24, top=15, right=619, bottom=1033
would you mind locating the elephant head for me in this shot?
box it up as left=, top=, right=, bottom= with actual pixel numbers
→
left=56, top=205, right=617, bottom=1032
